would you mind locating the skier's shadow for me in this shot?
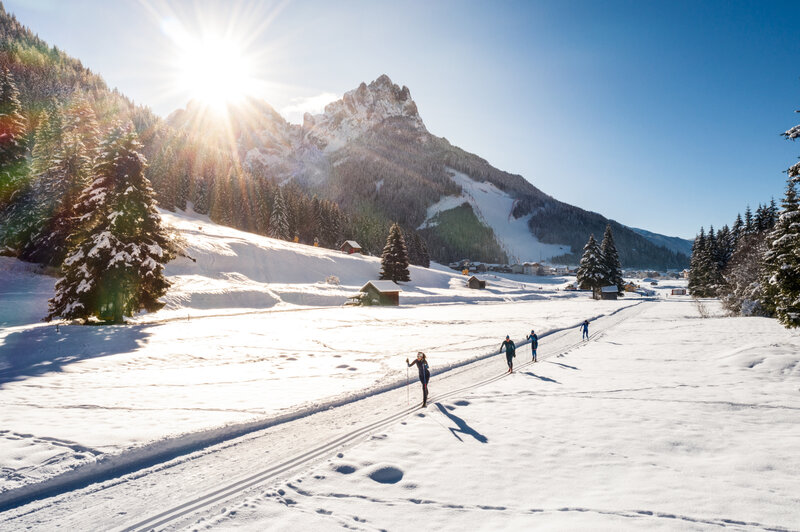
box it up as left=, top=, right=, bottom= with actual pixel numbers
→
left=522, top=372, right=560, bottom=384
left=434, top=403, right=488, bottom=443
left=0, top=324, right=150, bottom=387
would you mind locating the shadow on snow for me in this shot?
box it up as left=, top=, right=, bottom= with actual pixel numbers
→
left=434, top=402, right=488, bottom=443
left=0, top=324, right=150, bottom=387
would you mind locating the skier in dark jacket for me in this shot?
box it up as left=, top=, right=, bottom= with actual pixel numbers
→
left=407, top=352, right=431, bottom=407
left=526, top=329, right=538, bottom=362
left=500, top=335, right=516, bottom=373
left=580, top=320, right=589, bottom=340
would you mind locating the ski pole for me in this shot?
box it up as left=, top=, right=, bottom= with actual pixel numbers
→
left=406, top=365, right=409, bottom=405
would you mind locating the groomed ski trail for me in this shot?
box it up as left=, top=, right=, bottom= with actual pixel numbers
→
left=0, top=302, right=646, bottom=531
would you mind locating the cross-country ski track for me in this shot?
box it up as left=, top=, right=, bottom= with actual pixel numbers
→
left=0, top=302, right=645, bottom=530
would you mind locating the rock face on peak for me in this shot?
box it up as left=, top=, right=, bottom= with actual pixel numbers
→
left=302, top=74, right=426, bottom=152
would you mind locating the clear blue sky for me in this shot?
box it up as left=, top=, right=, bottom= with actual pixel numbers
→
left=7, top=0, right=800, bottom=238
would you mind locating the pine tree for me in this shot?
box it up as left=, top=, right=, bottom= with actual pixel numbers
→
left=731, top=213, right=744, bottom=246
left=688, top=228, right=705, bottom=296
left=269, top=187, right=290, bottom=240
left=576, top=234, right=605, bottom=298
left=20, top=128, right=92, bottom=265
left=47, top=124, right=174, bottom=323
left=412, top=232, right=430, bottom=268
left=599, top=224, right=624, bottom=293
left=0, top=67, right=28, bottom=208
left=783, top=114, right=800, bottom=181
left=761, top=179, right=800, bottom=327
left=380, top=222, right=411, bottom=282
left=743, top=205, right=754, bottom=235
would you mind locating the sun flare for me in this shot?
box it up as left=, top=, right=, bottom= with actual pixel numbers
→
left=175, top=36, right=255, bottom=111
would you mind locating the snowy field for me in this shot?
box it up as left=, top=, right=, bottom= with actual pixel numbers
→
left=187, top=300, right=800, bottom=531
left=0, top=209, right=648, bottom=505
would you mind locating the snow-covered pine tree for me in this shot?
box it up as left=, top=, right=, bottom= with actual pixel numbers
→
left=380, top=222, right=411, bottom=282
left=688, top=228, right=706, bottom=296
left=599, top=224, right=624, bottom=293
left=721, top=231, right=769, bottom=316
left=20, top=128, right=92, bottom=265
left=269, top=187, right=290, bottom=240
left=0, top=67, right=28, bottom=208
left=47, top=124, right=174, bottom=324
left=576, top=233, right=605, bottom=298
left=761, top=181, right=800, bottom=327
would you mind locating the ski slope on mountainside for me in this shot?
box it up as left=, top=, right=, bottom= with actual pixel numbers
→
left=420, top=169, right=571, bottom=263
left=0, top=208, right=641, bottom=502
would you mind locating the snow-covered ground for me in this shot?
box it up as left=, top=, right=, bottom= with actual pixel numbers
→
left=420, top=169, right=572, bottom=263
left=0, top=208, right=636, bottom=502
left=4, top=208, right=795, bottom=531
left=183, top=300, right=800, bottom=531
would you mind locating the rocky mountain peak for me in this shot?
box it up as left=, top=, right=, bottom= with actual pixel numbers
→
left=302, top=74, right=426, bottom=152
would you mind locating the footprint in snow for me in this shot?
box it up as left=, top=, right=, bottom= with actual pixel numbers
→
left=454, top=400, right=470, bottom=406
left=368, top=466, right=404, bottom=484
left=333, top=464, right=357, bottom=474
left=336, top=364, right=349, bottom=369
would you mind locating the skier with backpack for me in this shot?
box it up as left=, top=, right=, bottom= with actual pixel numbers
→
left=407, top=352, right=431, bottom=407
left=580, top=320, right=589, bottom=340
left=500, top=335, right=516, bottom=373
left=526, top=329, right=538, bottom=362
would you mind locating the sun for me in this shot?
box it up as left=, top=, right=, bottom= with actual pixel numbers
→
left=175, top=35, right=256, bottom=112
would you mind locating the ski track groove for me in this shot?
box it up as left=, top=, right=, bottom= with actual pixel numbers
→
left=115, top=304, right=643, bottom=532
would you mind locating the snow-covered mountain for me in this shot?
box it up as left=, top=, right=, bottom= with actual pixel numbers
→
left=167, top=75, right=689, bottom=268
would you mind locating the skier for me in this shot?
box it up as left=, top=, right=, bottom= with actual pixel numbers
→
left=407, top=352, right=431, bottom=407
left=526, top=329, right=538, bottom=362
left=580, top=320, right=589, bottom=340
left=500, top=335, right=516, bottom=373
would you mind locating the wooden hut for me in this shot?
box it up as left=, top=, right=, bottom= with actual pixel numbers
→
left=352, top=281, right=402, bottom=306
left=340, top=240, right=362, bottom=254
left=467, top=276, right=486, bottom=289
left=599, top=285, right=619, bottom=300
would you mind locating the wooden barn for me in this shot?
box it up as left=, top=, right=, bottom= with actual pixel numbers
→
left=467, top=276, right=486, bottom=289
left=340, top=240, right=362, bottom=254
left=352, top=281, right=402, bottom=306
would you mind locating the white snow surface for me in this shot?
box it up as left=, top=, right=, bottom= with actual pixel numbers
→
left=421, top=169, right=571, bottom=263
left=0, top=208, right=617, bottom=498
left=2, top=300, right=798, bottom=531
left=182, top=301, right=800, bottom=531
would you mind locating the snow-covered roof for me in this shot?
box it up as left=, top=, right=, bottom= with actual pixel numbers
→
left=601, top=285, right=619, bottom=293
left=342, top=240, right=361, bottom=248
left=362, top=280, right=403, bottom=293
